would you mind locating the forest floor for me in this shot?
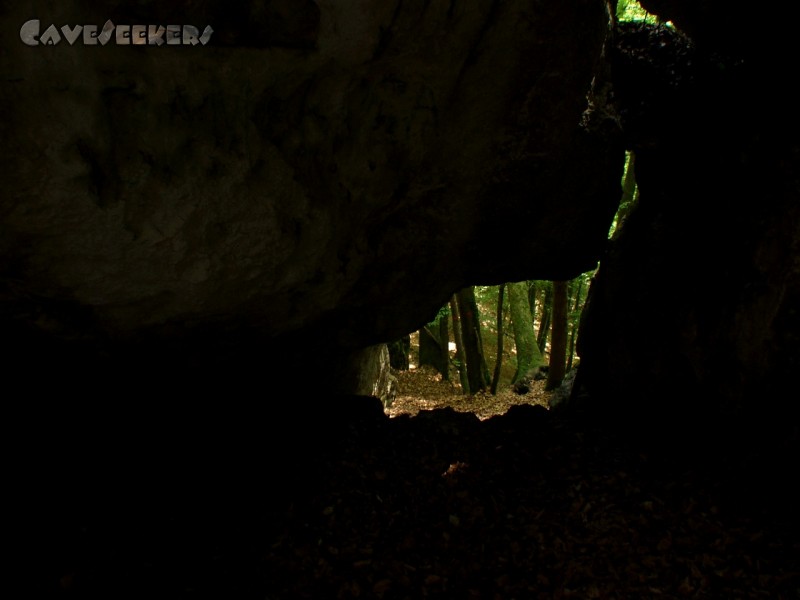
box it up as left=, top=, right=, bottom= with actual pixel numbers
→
left=385, top=365, right=551, bottom=420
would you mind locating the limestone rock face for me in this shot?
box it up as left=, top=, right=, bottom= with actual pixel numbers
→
left=1, top=1, right=621, bottom=376
left=336, top=344, right=397, bottom=409
left=577, top=22, right=800, bottom=439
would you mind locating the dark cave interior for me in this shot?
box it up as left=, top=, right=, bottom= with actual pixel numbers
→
left=3, top=0, right=799, bottom=596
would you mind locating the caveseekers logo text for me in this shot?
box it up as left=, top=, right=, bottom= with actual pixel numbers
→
left=20, top=19, right=214, bottom=46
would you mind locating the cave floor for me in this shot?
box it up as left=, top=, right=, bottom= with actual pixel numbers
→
left=30, top=370, right=799, bottom=599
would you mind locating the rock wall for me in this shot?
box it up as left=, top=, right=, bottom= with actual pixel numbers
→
left=335, top=344, right=397, bottom=408
left=577, top=16, right=800, bottom=446
left=1, top=0, right=622, bottom=384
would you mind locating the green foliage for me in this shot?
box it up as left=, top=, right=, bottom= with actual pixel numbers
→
left=532, top=280, right=553, bottom=293
left=608, top=151, right=639, bottom=239
left=465, top=273, right=597, bottom=390
left=569, top=273, right=592, bottom=315
left=430, top=304, right=450, bottom=325
left=616, top=0, right=659, bottom=23
left=474, top=285, right=499, bottom=306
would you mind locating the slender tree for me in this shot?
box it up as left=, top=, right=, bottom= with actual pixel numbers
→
left=566, top=276, right=585, bottom=371
left=537, top=283, right=553, bottom=353
left=508, top=281, right=545, bottom=384
left=456, top=287, right=488, bottom=393
left=490, top=284, right=505, bottom=395
left=527, top=281, right=538, bottom=322
left=419, top=322, right=442, bottom=372
left=438, top=312, right=450, bottom=381
left=449, top=295, right=470, bottom=393
left=546, top=280, right=569, bottom=390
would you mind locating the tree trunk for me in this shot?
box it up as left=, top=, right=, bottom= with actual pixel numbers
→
left=527, top=281, right=537, bottom=322
left=508, top=281, right=544, bottom=384
left=418, top=323, right=446, bottom=375
left=438, top=312, right=450, bottom=381
left=491, top=284, right=505, bottom=395
left=567, top=277, right=584, bottom=372
left=546, top=280, right=569, bottom=390
left=476, top=313, right=492, bottom=388
left=449, top=296, right=470, bottom=394
left=537, top=284, right=553, bottom=353
left=456, top=287, right=488, bottom=393
left=388, top=335, right=410, bottom=370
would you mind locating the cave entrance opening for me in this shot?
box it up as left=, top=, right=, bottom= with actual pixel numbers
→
left=383, top=150, right=639, bottom=420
